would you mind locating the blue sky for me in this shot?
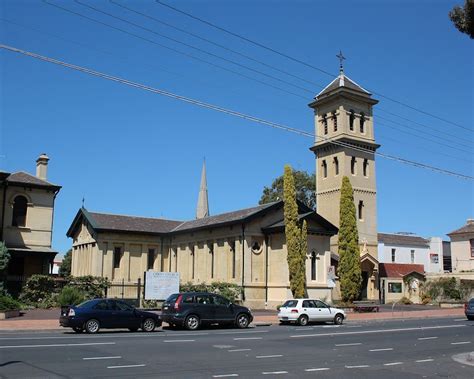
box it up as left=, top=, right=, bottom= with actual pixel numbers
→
left=1, top=0, right=473, bottom=255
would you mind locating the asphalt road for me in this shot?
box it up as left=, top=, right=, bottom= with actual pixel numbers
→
left=0, top=317, right=473, bottom=378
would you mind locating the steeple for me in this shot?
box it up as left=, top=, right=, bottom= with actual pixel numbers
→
left=196, top=159, right=209, bottom=219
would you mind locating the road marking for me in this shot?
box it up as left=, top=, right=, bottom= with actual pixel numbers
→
left=369, top=348, right=393, bottom=352
left=453, top=318, right=466, bottom=321
left=322, top=325, right=341, bottom=328
left=416, top=359, right=434, bottom=363
left=163, top=339, right=195, bottom=343
left=345, top=365, right=369, bottom=368
left=451, top=341, right=471, bottom=345
left=218, top=330, right=269, bottom=335
left=83, top=356, right=121, bottom=360
left=418, top=337, right=438, bottom=340
left=305, top=368, right=330, bottom=371
left=291, top=324, right=466, bottom=338
left=228, top=348, right=251, bottom=352
left=107, top=364, right=146, bottom=369
left=384, top=362, right=403, bottom=366
left=233, top=337, right=262, bottom=340
left=256, top=355, right=283, bottom=359
left=262, top=371, right=288, bottom=375
left=0, top=342, right=115, bottom=349
left=212, top=375, right=239, bottom=378
left=335, top=343, right=362, bottom=346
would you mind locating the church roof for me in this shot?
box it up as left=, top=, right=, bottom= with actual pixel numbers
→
left=378, top=233, right=429, bottom=247
left=315, top=72, right=371, bottom=100
left=261, top=211, right=338, bottom=235
left=5, top=171, right=61, bottom=190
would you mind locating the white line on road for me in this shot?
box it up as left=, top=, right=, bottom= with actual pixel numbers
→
left=418, top=337, right=438, bottom=340
left=83, top=356, right=122, bottom=360
left=451, top=341, right=471, bottom=345
left=370, top=348, right=393, bottom=352
left=335, top=343, right=362, bottom=346
left=305, top=368, right=330, bottom=372
left=453, top=318, right=466, bottom=321
left=228, top=349, right=251, bottom=352
left=233, top=337, right=262, bottom=340
left=384, top=362, right=403, bottom=366
left=212, top=375, right=239, bottom=378
left=218, top=330, right=269, bottom=335
left=262, top=371, right=288, bottom=375
left=322, top=325, right=341, bottom=328
left=291, top=324, right=466, bottom=338
left=163, top=339, right=195, bottom=343
left=0, top=342, right=115, bottom=349
left=256, top=355, right=283, bottom=359
left=107, top=364, right=146, bottom=369
left=345, top=365, right=370, bottom=368
left=416, top=359, right=434, bottom=363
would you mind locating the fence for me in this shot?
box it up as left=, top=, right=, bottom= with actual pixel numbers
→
left=105, top=278, right=142, bottom=307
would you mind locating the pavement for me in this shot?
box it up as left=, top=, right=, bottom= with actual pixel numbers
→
left=0, top=306, right=466, bottom=331
left=0, top=317, right=473, bottom=378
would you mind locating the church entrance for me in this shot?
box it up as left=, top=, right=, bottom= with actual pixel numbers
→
left=359, top=271, right=369, bottom=300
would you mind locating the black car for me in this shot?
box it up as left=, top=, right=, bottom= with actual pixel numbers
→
left=60, top=298, right=162, bottom=334
left=161, top=292, right=253, bottom=330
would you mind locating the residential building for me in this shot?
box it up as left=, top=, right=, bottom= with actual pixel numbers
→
left=447, top=219, right=474, bottom=272
left=379, top=263, right=425, bottom=304
left=0, top=154, right=61, bottom=295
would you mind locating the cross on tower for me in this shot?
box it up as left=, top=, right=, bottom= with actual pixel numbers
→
left=336, top=50, right=346, bottom=73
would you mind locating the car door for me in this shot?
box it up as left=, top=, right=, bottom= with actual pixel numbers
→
left=211, top=295, right=234, bottom=323
left=194, top=294, right=213, bottom=321
left=313, top=300, right=332, bottom=321
left=302, top=300, right=318, bottom=321
left=110, top=300, right=140, bottom=329
left=91, top=300, right=114, bottom=328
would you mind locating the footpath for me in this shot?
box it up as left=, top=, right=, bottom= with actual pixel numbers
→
left=0, top=307, right=466, bottom=331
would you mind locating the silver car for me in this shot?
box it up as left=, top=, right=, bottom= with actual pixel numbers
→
left=278, top=299, right=345, bottom=326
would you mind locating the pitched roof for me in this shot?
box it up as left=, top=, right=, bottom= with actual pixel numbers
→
left=379, top=263, right=425, bottom=278
left=261, top=211, right=338, bottom=235
left=316, top=72, right=370, bottom=99
left=6, top=171, right=61, bottom=189
left=378, top=233, right=429, bottom=247
left=447, top=220, right=474, bottom=236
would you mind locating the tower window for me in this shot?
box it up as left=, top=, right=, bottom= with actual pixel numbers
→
left=360, top=112, right=365, bottom=133
left=332, top=111, right=337, bottom=132
left=12, top=195, right=28, bottom=227
left=322, top=160, right=327, bottom=178
left=358, top=200, right=364, bottom=220
left=349, top=110, right=355, bottom=131
left=333, top=157, right=339, bottom=176
left=351, top=157, right=356, bottom=175
left=322, top=115, right=328, bottom=135
left=363, top=159, right=368, bottom=177
left=311, top=251, right=317, bottom=281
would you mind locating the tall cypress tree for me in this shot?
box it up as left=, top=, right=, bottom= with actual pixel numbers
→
left=0, top=242, right=10, bottom=294
left=338, top=176, right=362, bottom=302
left=283, top=165, right=307, bottom=298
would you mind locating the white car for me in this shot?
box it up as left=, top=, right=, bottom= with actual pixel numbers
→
left=277, top=299, right=345, bottom=326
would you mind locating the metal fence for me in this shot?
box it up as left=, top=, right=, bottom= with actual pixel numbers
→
left=105, top=278, right=142, bottom=307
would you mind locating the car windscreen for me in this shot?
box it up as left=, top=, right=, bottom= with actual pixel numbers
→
left=282, top=300, right=298, bottom=308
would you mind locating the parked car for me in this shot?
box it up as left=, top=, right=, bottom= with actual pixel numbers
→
left=465, top=298, right=474, bottom=320
left=278, top=299, right=345, bottom=326
left=59, top=298, right=162, bottom=334
left=161, top=292, right=253, bottom=330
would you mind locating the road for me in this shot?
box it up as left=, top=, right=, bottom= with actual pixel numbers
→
left=0, top=317, right=473, bottom=378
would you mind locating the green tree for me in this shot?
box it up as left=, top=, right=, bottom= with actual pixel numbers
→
left=0, top=242, right=10, bottom=294
left=338, top=176, right=362, bottom=302
left=260, top=170, right=316, bottom=209
left=59, top=249, right=72, bottom=277
left=283, top=165, right=307, bottom=298
left=449, top=0, right=474, bottom=39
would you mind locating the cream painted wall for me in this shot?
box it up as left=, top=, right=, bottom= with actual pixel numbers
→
left=450, top=237, right=474, bottom=272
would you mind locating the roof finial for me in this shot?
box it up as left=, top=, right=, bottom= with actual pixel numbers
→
left=82, top=197, right=85, bottom=209
left=336, top=50, right=345, bottom=74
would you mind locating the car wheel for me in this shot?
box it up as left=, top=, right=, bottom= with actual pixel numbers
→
left=185, top=315, right=200, bottom=330
left=298, top=315, right=309, bottom=326
left=142, top=318, right=156, bottom=332
left=128, top=328, right=138, bottom=332
left=334, top=313, right=344, bottom=325
left=236, top=313, right=250, bottom=329
left=73, top=327, right=83, bottom=333
left=85, top=319, right=100, bottom=334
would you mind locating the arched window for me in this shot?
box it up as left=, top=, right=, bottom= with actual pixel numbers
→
left=322, top=115, right=328, bottom=135
left=358, top=201, right=364, bottom=220
left=190, top=246, right=195, bottom=279
left=230, top=240, right=236, bottom=279
left=209, top=242, right=214, bottom=279
left=360, top=112, right=365, bottom=133
left=332, top=111, right=337, bottom=132
left=322, top=160, right=327, bottom=178
left=311, top=251, right=317, bottom=281
left=333, top=157, right=339, bottom=176
left=363, top=159, right=368, bottom=177
left=351, top=157, right=356, bottom=175
left=12, top=195, right=28, bottom=227
left=349, top=110, right=355, bottom=131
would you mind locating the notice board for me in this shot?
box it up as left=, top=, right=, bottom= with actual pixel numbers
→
left=144, top=271, right=180, bottom=300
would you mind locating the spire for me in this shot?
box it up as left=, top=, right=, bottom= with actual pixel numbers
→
left=196, top=159, right=209, bottom=219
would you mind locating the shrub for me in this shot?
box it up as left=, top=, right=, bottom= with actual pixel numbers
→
left=0, top=295, right=21, bottom=311
left=67, top=276, right=111, bottom=299
left=180, top=282, right=242, bottom=303
left=19, top=275, right=58, bottom=306
left=57, top=286, right=85, bottom=306
left=400, top=296, right=412, bottom=305
left=142, top=299, right=162, bottom=309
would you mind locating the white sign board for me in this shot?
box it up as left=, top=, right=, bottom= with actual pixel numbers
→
left=144, top=271, right=180, bottom=300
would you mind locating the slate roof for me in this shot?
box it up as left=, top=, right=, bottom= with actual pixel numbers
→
left=379, top=263, right=425, bottom=278
left=316, top=72, right=370, bottom=99
left=447, top=220, right=474, bottom=236
left=378, top=233, right=429, bottom=247
left=262, top=211, right=338, bottom=235
left=6, top=171, right=61, bottom=189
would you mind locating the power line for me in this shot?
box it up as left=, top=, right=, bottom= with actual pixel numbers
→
left=155, top=0, right=472, bottom=133
left=1, top=43, right=472, bottom=181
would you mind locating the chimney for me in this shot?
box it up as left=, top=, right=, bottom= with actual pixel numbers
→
left=36, top=153, right=49, bottom=180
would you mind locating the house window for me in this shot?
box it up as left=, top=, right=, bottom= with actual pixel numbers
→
left=230, top=240, right=236, bottom=279
left=12, top=195, right=28, bottom=227
left=322, top=115, right=328, bottom=135
left=349, top=110, right=355, bottom=131
left=113, top=247, right=122, bottom=269
left=411, top=250, right=415, bottom=264
left=311, top=251, right=317, bottom=281
left=360, top=112, right=365, bottom=133
left=358, top=201, right=364, bottom=221
left=391, top=248, right=396, bottom=263
left=322, top=160, right=327, bottom=178
left=209, top=242, right=214, bottom=279
left=333, top=157, right=339, bottom=176
left=388, top=282, right=402, bottom=293
left=351, top=157, right=356, bottom=175
left=471, top=239, right=474, bottom=258
left=147, top=248, right=156, bottom=270
left=332, top=111, right=337, bottom=132
left=363, top=159, right=368, bottom=177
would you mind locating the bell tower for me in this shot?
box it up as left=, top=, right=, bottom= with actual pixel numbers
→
left=309, top=54, right=380, bottom=298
